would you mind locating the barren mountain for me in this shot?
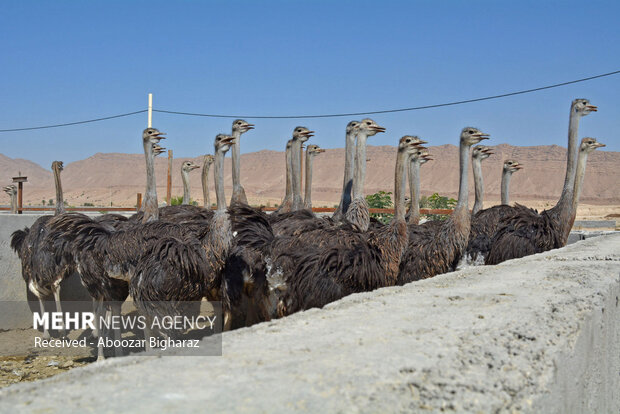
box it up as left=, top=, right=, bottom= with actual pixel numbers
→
left=1, top=144, right=618, bottom=208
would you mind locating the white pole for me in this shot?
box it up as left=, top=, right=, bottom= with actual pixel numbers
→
left=148, top=93, right=153, bottom=128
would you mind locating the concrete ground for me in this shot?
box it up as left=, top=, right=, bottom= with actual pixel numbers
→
left=0, top=234, right=618, bottom=413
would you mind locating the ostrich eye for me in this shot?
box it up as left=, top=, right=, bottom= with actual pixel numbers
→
left=468, top=130, right=474, bottom=134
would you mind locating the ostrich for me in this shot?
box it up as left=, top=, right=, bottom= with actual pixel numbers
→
left=181, top=160, right=200, bottom=205
left=345, top=118, right=386, bottom=231
left=471, top=145, right=494, bottom=215
left=230, top=119, right=254, bottom=205
left=397, top=127, right=490, bottom=284
left=202, top=154, right=215, bottom=209
left=332, top=121, right=360, bottom=222
left=140, top=128, right=166, bottom=223
left=406, top=144, right=432, bottom=225
left=10, top=161, right=71, bottom=338
left=152, top=143, right=166, bottom=157
left=290, top=126, right=314, bottom=211
left=486, top=137, right=604, bottom=264
left=131, top=133, right=237, bottom=338
left=4, top=185, right=17, bottom=214
left=303, top=144, right=325, bottom=210
left=462, top=158, right=522, bottom=264
left=278, top=135, right=419, bottom=314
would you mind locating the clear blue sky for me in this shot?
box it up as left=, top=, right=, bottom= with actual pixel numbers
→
left=1, top=0, right=619, bottom=168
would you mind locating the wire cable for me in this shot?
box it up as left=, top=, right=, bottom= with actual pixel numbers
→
left=0, top=110, right=147, bottom=132
left=1, top=69, right=618, bottom=131
left=153, top=70, right=620, bottom=119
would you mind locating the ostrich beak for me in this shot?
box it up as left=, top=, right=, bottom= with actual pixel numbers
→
left=586, top=105, right=598, bottom=112
left=514, top=163, right=523, bottom=170
left=416, top=139, right=428, bottom=145
left=317, top=148, right=326, bottom=153
left=593, top=142, right=605, bottom=148
left=301, top=130, right=315, bottom=138
left=372, top=126, right=386, bottom=133
left=222, top=137, right=236, bottom=145
left=473, top=132, right=490, bottom=140
left=244, top=124, right=255, bottom=130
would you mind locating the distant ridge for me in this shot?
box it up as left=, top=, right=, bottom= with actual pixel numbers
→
left=0, top=144, right=618, bottom=207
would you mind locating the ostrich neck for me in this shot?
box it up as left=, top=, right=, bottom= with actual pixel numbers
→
left=202, top=163, right=211, bottom=209
left=408, top=159, right=421, bottom=224
left=142, top=140, right=158, bottom=222
left=284, top=142, right=292, bottom=200
left=353, top=134, right=368, bottom=199
left=291, top=139, right=303, bottom=209
left=231, top=130, right=242, bottom=191
left=571, top=150, right=590, bottom=214
left=304, top=152, right=314, bottom=210
left=472, top=157, right=484, bottom=215
left=393, top=149, right=407, bottom=222
left=10, top=193, right=17, bottom=213
left=501, top=170, right=512, bottom=205
left=53, top=168, right=65, bottom=215
left=560, top=109, right=581, bottom=199
left=214, top=150, right=227, bottom=211
left=456, top=141, right=470, bottom=214
left=342, top=132, right=356, bottom=200
left=182, top=169, right=191, bottom=205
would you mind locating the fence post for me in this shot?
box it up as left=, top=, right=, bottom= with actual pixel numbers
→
left=136, top=193, right=142, bottom=210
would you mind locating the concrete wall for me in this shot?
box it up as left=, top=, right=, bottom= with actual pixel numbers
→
left=0, top=214, right=91, bottom=329
left=0, top=232, right=618, bottom=413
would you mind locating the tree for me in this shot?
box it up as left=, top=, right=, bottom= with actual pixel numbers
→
left=48, top=199, right=53, bottom=206
left=419, top=193, right=457, bottom=221
left=366, top=191, right=393, bottom=224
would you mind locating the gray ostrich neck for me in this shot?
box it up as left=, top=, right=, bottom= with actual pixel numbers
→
left=408, top=159, right=421, bottom=224
left=291, top=139, right=303, bottom=209
left=304, top=152, right=314, bottom=209
left=501, top=170, right=512, bottom=205
left=182, top=169, right=191, bottom=205
left=284, top=143, right=292, bottom=200
left=456, top=141, right=470, bottom=213
left=353, top=134, right=368, bottom=199
left=472, top=157, right=484, bottom=215
left=142, top=139, right=159, bottom=222
left=214, top=150, right=227, bottom=211
left=53, top=168, right=65, bottom=215
left=10, top=192, right=17, bottom=213
left=231, top=129, right=242, bottom=191
left=556, top=109, right=581, bottom=210
left=393, top=149, right=407, bottom=221
left=342, top=131, right=356, bottom=202
left=571, top=149, right=590, bottom=214
left=202, top=164, right=211, bottom=208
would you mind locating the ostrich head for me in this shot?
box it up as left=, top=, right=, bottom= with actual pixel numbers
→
left=420, top=149, right=433, bottom=164
left=203, top=154, right=215, bottom=166
left=3, top=184, right=16, bottom=196
left=359, top=118, right=386, bottom=137
left=306, top=144, right=325, bottom=156
left=232, top=119, right=255, bottom=134
left=292, top=127, right=314, bottom=143
left=182, top=160, right=200, bottom=173
left=503, top=159, right=522, bottom=174
left=572, top=99, right=598, bottom=117
left=472, top=145, right=494, bottom=161
left=152, top=143, right=166, bottom=156
left=214, top=134, right=235, bottom=153
left=580, top=137, right=605, bottom=153
left=399, top=135, right=423, bottom=154
left=346, top=120, right=360, bottom=134
left=143, top=127, right=166, bottom=144
left=51, top=161, right=64, bottom=173
left=461, top=127, right=490, bottom=146
left=402, top=135, right=428, bottom=147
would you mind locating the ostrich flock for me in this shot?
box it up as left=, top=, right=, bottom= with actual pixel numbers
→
left=8, top=98, right=604, bottom=360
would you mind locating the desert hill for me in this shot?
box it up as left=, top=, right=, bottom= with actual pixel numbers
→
left=0, top=144, right=618, bottom=208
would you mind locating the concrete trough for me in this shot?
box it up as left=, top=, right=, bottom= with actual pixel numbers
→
left=0, top=228, right=618, bottom=413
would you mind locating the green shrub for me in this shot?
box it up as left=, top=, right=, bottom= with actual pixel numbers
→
left=419, top=193, right=457, bottom=221
left=366, top=191, right=393, bottom=224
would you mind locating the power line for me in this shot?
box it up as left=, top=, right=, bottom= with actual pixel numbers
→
left=0, top=110, right=147, bottom=132
left=0, top=70, right=618, bottom=132
left=154, top=70, right=620, bottom=119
